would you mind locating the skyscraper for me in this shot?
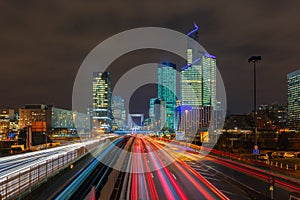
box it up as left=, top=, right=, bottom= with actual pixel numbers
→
left=202, top=53, right=217, bottom=107
left=177, top=24, right=217, bottom=142
left=149, top=98, right=156, bottom=125
left=158, top=62, right=177, bottom=131
left=180, top=24, right=217, bottom=108
left=154, top=99, right=166, bottom=131
left=112, top=96, right=126, bottom=130
left=287, top=69, right=300, bottom=130
left=92, top=72, right=112, bottom=132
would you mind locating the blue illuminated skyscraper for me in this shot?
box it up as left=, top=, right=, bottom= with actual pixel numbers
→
left=158, top=62, right=177, bottom=131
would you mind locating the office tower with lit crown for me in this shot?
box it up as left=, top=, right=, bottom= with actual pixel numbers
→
left=287, top=69, right=300, bottom=130
left=92, top=72, right=112, bottom=132
left=112, top=96, right=126, bottom=130
left=180, top=24, right=217, bottom=108
left=177, top=24, right=217, bottom=143
left=158, top=62, right=177, bottom=131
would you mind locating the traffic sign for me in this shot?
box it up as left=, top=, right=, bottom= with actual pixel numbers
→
left=268, top=176, right=275, bottom=186
left=253, top=149, right=259, bottom=155
left=269, top=185, right=274, bottom=191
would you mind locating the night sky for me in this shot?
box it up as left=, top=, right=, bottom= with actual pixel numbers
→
left=0, top=1, right=300, bottom=115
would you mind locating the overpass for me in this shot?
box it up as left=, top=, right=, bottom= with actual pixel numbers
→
left=113, top=130, right=155, bottom=134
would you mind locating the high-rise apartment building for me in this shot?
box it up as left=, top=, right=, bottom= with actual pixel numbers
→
left=287, top=69, right=300, bottom=130
left=92, top=72, right=112, bottom=132
left=158, top=62, right=177, bottom=131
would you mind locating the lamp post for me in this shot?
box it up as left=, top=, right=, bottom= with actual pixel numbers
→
left=248, top=56, right=262, bottom=154
left=185, top=110, right=189, bottom=147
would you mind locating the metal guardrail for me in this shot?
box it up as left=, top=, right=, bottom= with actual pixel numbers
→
left=0, top=141, right=101, bottom=200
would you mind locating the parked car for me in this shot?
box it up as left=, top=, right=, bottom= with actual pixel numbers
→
left=283, top=152, right=295, bottom=158
left=296, top=152, right=300, bottom=158
left=258, top=153, right=269, bottom=160
left=271, top=152, right=281, bottom=158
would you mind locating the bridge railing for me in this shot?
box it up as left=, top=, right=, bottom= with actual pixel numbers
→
left=0, top=140, right=101, bottom=200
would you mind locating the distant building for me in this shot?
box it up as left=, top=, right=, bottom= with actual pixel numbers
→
left=18, top=104, right=89, bottom=135
left=143, top=118, right=152, bottom=130
left=112, top=96, right=126, bottom=130
left=257, top=104, right=287, bottom=130
left=149, top=98, right=156, bottom=127
left=223, top=114, right=253, bottom=130
left=154, top=99, right=166, bottom=131
left=158, top=62, right=177, bottom=131
left=287, top=69, right=300, bottom=130
left=18, top=104, right=50, bottom=130
left=176, top=106, right=212, bottom=143
left=92, top=72, right=112, bottom=132
left=127, top=114, right=144, bottom=129
left=0, top=109, right=18, bottom=139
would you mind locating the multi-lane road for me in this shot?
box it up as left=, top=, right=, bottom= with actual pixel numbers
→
left=3, top=135, right=300, bottom=200
left=50, top=135, right=228, bottom=200
left=0, top=140, right=107, bottom=181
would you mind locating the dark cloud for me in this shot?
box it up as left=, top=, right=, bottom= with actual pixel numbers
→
left=0, top=0, right=300, bottom=114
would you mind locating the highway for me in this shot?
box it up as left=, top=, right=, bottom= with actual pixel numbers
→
left=156, top=139, right=300, bottom=200
left=54, top=136, right=229, bottom=200
left=0, top=140, right=106, bottom=180
left=6, top=135, right=300, bottom=200
left=138, top=138, right=228, bottom=200
left=54, top=136, right=130, bottom=199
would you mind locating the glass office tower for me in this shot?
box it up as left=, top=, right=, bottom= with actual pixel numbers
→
left=287, top=69, right=300, bottom=130
left=92, top=72, right=112, bottom=132
left=158, top=62, right=177, bottom=131
left=180, top=24, right=217, bottom=109
left=112, top=96, right=126, bottom=129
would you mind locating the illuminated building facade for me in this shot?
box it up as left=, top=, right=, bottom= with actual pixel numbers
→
left=158, top=62, right=177, bottom=131
left=177, top=24, right=217, bottom=141
left=18, top=104, right=89, bottom=135
left=112, top=96, right=126, bottom=130
left=92, top=72, right=112, bottom=132
left=154, top=99, right=166, bottom=131
left=287, top=69, right=300, bottom=130
left=176, top=105, right=212, bottom=144
left=18, top=104, right=49, bottom=130
left=149, top=98, right=156, bottom=125
left=180, top=24, right=216, bottom=108
left=127, top=114, right=144, bottom=129
left=0, top=109, right=17, bottom=139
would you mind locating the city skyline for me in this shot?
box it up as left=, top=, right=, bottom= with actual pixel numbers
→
left=0, top=1, right=300, bottom=114
left=0, top=2, right=300, bottom=200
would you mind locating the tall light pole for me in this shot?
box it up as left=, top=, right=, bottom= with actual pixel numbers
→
left=185, top=110, right=188, bottom=147
left=248, top=56, right=262, bottom=150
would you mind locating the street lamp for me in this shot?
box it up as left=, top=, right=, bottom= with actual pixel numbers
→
left=185, top=110, right=188, bottom=147
left=248, top=56, right=262, bottom=148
